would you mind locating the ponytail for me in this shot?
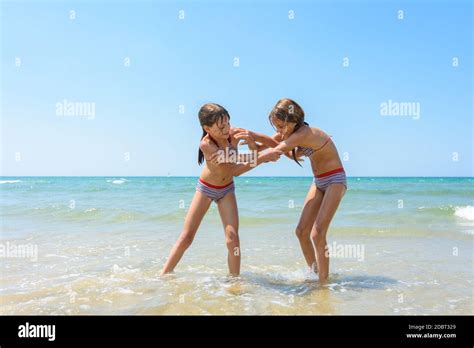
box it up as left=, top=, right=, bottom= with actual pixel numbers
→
left=291, top=121, right=308, bottom=167
left=198, top=129, right=207, bottom=165
left=291, top=148, right=302, bottom=167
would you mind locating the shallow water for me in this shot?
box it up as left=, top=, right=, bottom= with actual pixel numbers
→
left=0, top=177, right=472, bottom=314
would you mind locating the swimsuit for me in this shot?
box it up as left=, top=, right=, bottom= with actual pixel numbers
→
left=208, top=134, right=237, bottom=155
left=296, top=136, right=332, bottom=157
left=294, top=135, right=347, bottom=191
left=196, top=134, right=236, bottom=202
left=196, top=178, right=235, bottom=202
left=313, top=167, right=347, bottom=192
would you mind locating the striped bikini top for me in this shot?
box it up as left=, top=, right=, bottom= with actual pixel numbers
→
left=208, top=134, right=237, bottom=151
left=297, top=136, right=332, bottom=157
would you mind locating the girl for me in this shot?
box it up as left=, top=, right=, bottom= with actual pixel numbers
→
left=234, top=98, right=346, bottom=283
left=160, top=103, right=281, bottom=276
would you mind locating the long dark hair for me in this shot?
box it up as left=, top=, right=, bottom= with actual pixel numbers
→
left=198, top=103, right=231, bottom=165
left=268, top=98, right=306, bottom=167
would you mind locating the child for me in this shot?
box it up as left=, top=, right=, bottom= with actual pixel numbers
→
left=160, top=103, right=281, bottom=276
left=234, top=98, right=346, bottom=283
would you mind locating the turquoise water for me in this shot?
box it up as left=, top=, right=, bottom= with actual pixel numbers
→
left=1, top=177, right=473, bottom=314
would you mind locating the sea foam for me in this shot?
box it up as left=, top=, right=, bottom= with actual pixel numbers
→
left=107, top=178, right=128, bottom=185
left=454, top=206, right=474, bottom=221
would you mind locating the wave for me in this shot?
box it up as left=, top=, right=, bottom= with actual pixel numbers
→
left=23, top=205, right=185, bottom=224
left=454, top=206, right=474, bottom=221
left=418, top=205, right=474, bottom=221
left=107, top=178, right=128, bottom=185
left=0, top=180, right=21, bottom=184
left=348, top=188, right=473, bottom=196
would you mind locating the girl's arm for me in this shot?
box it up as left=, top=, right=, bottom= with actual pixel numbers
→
left=201, top=141, right=282, bottom=177
left=230, top=127, right=267, bottom=152
left=268, top=126, right=307, bottom=154
left=234, top=130, right=283, bottom=153
left=231, top=150, right=282, bottom=176
left=248, top=131, right=280, bottom=149
left=238, top=130, right=304, bottom=161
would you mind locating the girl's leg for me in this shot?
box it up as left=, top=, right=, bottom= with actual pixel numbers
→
left=160, top=191, right=212, bottom=275
left=311, top=184, right=346, bottom=283
left=216, top=192, right=240, bottom=276
left=295, top=184, right=324, bottom=270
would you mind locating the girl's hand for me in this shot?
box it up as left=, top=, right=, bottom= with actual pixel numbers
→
left=260, top=149, right=283, bottom=162
left=234, top=131, right=258, bottom=150
left=230, top=127, right=247, bottom=137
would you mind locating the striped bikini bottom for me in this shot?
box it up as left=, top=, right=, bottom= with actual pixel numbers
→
left=196, top=178, right=235, bottom=202
left=313, top=167, right=347, bottom=192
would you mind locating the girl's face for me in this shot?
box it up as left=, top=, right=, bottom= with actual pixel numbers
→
left=204, top=116, right=231, bottom=139
left=271, top=115, right=296, bottom=140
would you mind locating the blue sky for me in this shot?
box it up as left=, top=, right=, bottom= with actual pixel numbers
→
left=1, top=0, right=472, bottom=177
